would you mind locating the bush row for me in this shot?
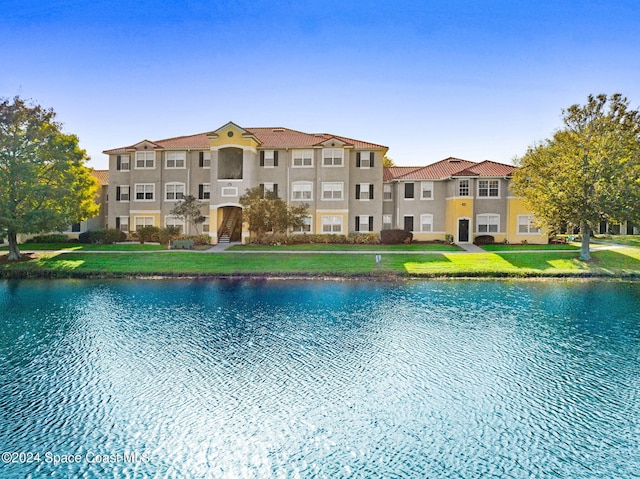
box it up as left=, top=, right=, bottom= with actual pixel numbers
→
left=380, top=229, right=413, bottom=244
left=245, top=232, right=381, bottom=245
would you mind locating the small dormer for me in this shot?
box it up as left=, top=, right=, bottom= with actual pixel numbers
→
left=207, top=121, right=260, bottom=149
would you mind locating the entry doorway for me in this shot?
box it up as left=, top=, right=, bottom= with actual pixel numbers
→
left=458, top=218, right=470, bottom=243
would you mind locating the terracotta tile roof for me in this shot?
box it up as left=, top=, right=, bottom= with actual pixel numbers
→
left=91, top=169, right=109, bottom=185
left=384, top=158, right=517, bottom=181
left=104, top=126, right=387, bottom=153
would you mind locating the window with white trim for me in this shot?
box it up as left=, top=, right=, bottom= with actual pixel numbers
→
left=116, top=185, right=130, bottom=202
left=384, top=184, right=392, bottom=201
left=421, top=181, right=434, bottom=199
left=358, top=152, right=372, bottom=168
left=202, top=216, right=210, bottom=233
left=356, top=183, right=373, bottom=200
left=116, top=155, right=130, bottom=171
left=292, top=150, right=313, bottom=167
left=458, top=179, right=470, bottom=197
left=477, top=214, right=499, bottom=233
left=134, top=216, right=154, bottom=230
left=478, top=180, right=499, bottom=197
left=165, top=183, right=185, bottom=201
left=134, top=183, right=155, bottom=201
left=166, top=151, right=186, bottom=169
left=382, top=214, right=392, bottom=230
left=293, top=215, right=312, bottom=233
left=221, top=187, right=238, bottom=197
left=291, top=181, right=313, bottom=201
left=420, top=214, right=433, bottom=232
left=518, top=215, right=541, bottom=234
left=356, top=215, right=373, bottom=232
left=322, top=182, right=344, bottom=200
left=116, top=216, right=129, bottom=232
left=165, top=215, right=185, bottom=230
left=200, top=151, right=211, bottom=168
left=135, top=151, right=155, bottom=169
left=322, top=148, right=343, bottom=167
left=322, top=215, right=343, bottom=233
left=199, top=183, right=210, bottom=200
left=262, top=150, right=275, bottom=168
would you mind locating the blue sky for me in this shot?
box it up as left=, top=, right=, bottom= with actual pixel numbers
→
left=2, top=0, right=639, bottom=170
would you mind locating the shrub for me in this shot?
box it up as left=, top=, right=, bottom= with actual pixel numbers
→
left=445, top=233, right=454, bottom=244
left=380, top=229, right=413, bottom=244
left=158, top=226, right=182, bottom=246
left=474, top=235, right=495, bottom=245
left=178, top=234, right=211, bottom=246
left=88, top=228, right=127, bottom=244
left=133, top=226, right=160, bottom=244
left=26, top=234, right=70, bottom=244
left=347, top=233, right=380, bottom=244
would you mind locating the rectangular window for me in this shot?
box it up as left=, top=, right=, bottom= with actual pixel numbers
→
left=356, top=183, right=373, bottom=200
left=356, top=215, right=373, bottom=232
left=322, top=215, right=343, bottom=233
left=421, top=181, right=434, bottom=200
left=478, top=180, right=499, bottom=197
left=199, top=184, right=210, bottom=200
left=404, top=215, right=414, bottom=232
left=134, top=216, right=154, bottom=230
left=116, top=185, right=130, bottom=202
left=116, top=216, right=129, bottom=232
left=420, top=214, right=433, bottom=232
left=459, top=179, right=470, bottom=197
left=165, top=215, right=185, bottom=230
left=293, top=215, right=312, bottom=233
left=221, top=187, right=238, bottom=197
left=292, top=182, right=313, bottom=200
left=293, top=150, right=313, bottom=167
left=322, top=148, right=343, bottom=167
left=165, top=183, right=185, bottom=201
left=357, top=152, right=372, bottom=168
left=261, top=150, right=276, bottom=168
left=404, top=182, right=415, bottom=199
left=203, top=216, right=210, bottom=233
left=71, top=223, right=81, bottom=233
left=477, top=214, right=499, bottom=233
left=518, top=215, right=541, bottom=234
left=135, top=151, right=155, bottom=169
left=199, top=152, right=211, bottom=168
left=134, top=184, right=155, bottom=201
left=116, top=155, right=130, bottom=171
left=382, top=214, right=392, bottom=230
left=384, top=184, right=392, bottom=201
left=260, top=182, right=278, bottom=198
left=322, top=182, right=343, bottom=200
left=166, top=151, right=186, bottom=169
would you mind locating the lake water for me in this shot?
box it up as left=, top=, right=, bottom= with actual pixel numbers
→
left=1, top=279, right=639, bottom=478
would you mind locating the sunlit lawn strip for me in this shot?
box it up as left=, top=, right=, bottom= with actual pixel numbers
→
left=481, top=244, right=580, bottom=251
left=594, top=235, right=640, bottom=247
left=228, top=243, right=460, bottom=251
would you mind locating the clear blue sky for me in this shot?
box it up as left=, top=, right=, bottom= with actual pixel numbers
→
left=2, top=0, right=639, bottom=170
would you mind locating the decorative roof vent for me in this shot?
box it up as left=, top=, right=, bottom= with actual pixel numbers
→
left=272, top=128, right=285, bottom=132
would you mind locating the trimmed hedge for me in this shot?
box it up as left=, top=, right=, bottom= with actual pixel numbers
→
left=474, top=235, right=495, bottom=245
left=26, top=234, right=70, bottom=244
left=380, top=229, right=413, bottom=244
left=86, top=229, right=127, bottom=244
left=245, top=233, right=380, bottom=245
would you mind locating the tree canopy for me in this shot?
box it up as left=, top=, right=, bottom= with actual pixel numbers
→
left=169, top=195, right=206, bottom=234
left=0, top=96, right=99, bottom=260
left=239, top=187, right=309, bottom=238
left=383, top=155, right=395, bottom=167
left=511, top=93, right=640, bottom=260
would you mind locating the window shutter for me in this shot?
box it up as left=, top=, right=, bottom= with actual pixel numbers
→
left=116, top=155, right=121, bottom=171
left=370, top=184, right=374, bottom=199
left=273, top=184, right=278, bottom=198
left=356, top=152, right=361, bottom=168
left=116, top=186, right=121, bottom=201
left=274, top=151, right=279, bottom=167
left=260, top=151, right=265, bottom=166
left=116, top=217, right=120, bottom=229
left=370, top=152, right=374, bottom=167
left=355, top=217, right=360, bottom=232
left=355, top=184, right=361, bottom=200
left=198, top=184, right=204, bottom=200
left=368, top=216, right=374, bottom=232
left=199, top=152, right=204, bottom=167
left=260, top=184, right=265, bottom=197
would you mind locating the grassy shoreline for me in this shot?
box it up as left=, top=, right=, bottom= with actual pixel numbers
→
left=2, top=248, right=640, bottom=280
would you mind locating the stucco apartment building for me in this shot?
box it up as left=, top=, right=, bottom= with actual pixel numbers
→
left=103, top=121, right=548, bottom=245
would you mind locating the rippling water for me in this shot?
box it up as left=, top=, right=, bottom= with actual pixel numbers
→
left=1, top=279, right=639, bottom=478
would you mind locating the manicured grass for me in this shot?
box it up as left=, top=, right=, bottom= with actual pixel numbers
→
left=228, top=243, right=461, bottom=251
left=481, top=243, right=580, bottom=251
left=2, top=247, right=640, bottom=278
left=0, top=243, right=167, bottom=251
left=595, top=235, right=640, bottom=247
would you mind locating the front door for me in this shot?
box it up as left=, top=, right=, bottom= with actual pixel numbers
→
left=458, top=219, right=469, bottom=243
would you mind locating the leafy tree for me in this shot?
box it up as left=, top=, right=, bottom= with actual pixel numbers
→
left=0, top=96, right=99, bottom=261
left=169, top=195, right=206, bottom=234
left=383, top=155, right=395, bottom=167
left=240, top=187, right=309, bottom=239
left=512, top=93, right=640, bottom=260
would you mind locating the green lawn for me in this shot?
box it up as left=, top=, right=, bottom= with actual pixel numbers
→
left=228, top=243, right=460, bottom=251
left=481, top=243, right=580, bottom=251
left=595, top=235, right=640, bottom=247
left=1, top=243, right=167, bottom=251
left=2, top=247, right=640, bottom=278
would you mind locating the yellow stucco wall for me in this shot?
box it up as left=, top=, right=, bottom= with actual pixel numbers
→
left=315, top=211, right=349, bottom=236
left=131, top=213, right=161, bottom=230
left=445, top=198, right=474, bottom=241
left=506, top=197, right=548, bottom=244
left=411, top=232, right=448, bottom=242
left=209, top=126, right=259, bottom=149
